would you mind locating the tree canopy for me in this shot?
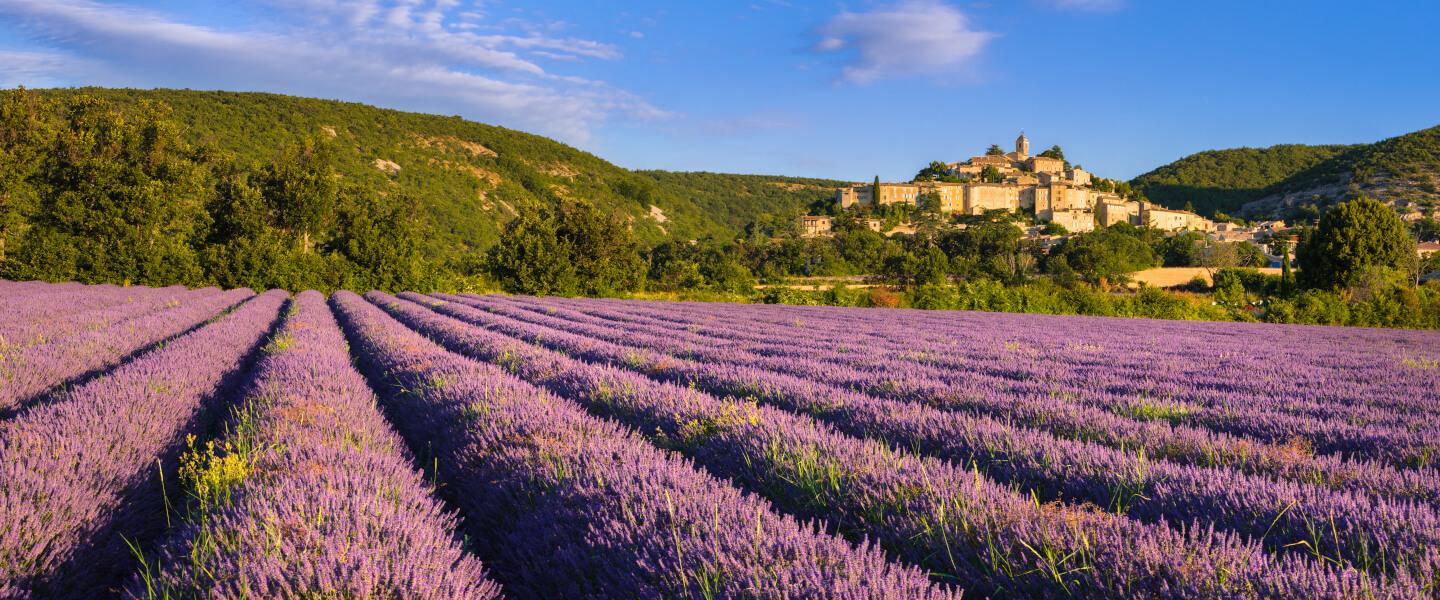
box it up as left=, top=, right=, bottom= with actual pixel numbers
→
left=1, top=90, right=446, bottom=292
left=1295, top=195, right=1415, bottom=289
left=1044, top=224, right=1156, bottom=284
left=486, top=201, right=645, bottom=297
left=913, top=161, right=951, bottom=182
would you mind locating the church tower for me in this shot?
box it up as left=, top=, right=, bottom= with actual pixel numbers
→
left=1015, top=132, right=1030, bottom=159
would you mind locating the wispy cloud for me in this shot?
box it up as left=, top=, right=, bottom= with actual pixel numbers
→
left=0, top=0, right=666, bottom=143
left=813, top=0, right=995, bottom=84
left=706, top=113, right=803, bottom=136
left=0, top=50, right=102, bottom=87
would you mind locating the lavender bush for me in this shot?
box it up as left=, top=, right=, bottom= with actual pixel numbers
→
left=128, top=290, right=499, bottom=599
left=0, top=287, right=254, bottom=413
left=0, top=285, right=217, bottom=350
left=330, top=290, right=956, bottom=600
left=0, top=289, right=286, bottom=598
left=542, top=296, right=1440, bottom=465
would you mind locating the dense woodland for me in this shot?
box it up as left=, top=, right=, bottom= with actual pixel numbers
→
left=1132, top=125, right=1440, bottom=225
left=3, top=87, right=1438, bottom=328
left=14, top=87, right=844, bottom=259
left=1129, top=144, right=1355, bottom=218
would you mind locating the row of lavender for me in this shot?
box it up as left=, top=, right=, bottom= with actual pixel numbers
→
left=529, top=295, right=1440, bottom=468
left=481, top=294, right=1440, bottom=492
left=395, top=291, right=1439, bottom=596
left=440, top=292, right=1440, bottom=549
left=0, top=279, right=246, bottom=415
left=0, top=282, right=957, bottom=598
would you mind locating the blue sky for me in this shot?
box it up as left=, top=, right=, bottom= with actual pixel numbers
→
left=1, top=0, right=1437, bottom=183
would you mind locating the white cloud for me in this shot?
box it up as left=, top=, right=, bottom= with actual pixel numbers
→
left=0, top=50, right=102, bottom=87
left=707, top=114, right=802, bottom=136
left=0, top=0, right=663, bottom=143
left=813, top=0, right=995, bottom=84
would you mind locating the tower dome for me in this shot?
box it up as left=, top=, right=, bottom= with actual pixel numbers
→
left=1015, top=132, right=1030, bottom=158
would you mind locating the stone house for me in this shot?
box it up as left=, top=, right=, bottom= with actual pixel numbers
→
left=801, top=215, right=833, bottom=237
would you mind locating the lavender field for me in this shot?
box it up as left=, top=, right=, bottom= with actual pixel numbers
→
left=2, top=279, right=1438, bottom=599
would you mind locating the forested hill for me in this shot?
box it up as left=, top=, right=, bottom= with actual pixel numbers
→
left=1128, top=144, right=1355, bottom=218
left=1131, top=124, right=1440, bottom=223
left=27, top=88, right=844, bottom=255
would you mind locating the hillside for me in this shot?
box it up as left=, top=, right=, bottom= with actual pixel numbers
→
left=1132, top=125, right=1440, bottom=224
left=1129, top=144, right=1357, bottom=218
left=29, top=88, right=843, bottom=258
left=638, top=170, right=845, bottom=234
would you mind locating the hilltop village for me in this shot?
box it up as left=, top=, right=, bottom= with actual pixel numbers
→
left=815, top=134, right=1219, bottom=237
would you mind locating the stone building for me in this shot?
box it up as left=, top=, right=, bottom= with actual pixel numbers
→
left=1095, top=201, right=1135, bottom=228
left=836, top=182, right=924, bottom=209
left=801, top=215, right=833, bottom=237
left=1141, top=204, right=1213, bottom=231
left=1049, top=209, right=1095, bottom=233
left=834, top=133, right=1215, bottom=233
left=1026, top=156, right=1065, bottom=174
left=965, top=183, right=1023, bottom=213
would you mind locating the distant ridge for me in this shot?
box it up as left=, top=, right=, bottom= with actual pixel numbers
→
left=1132, top=125, right=1440, bottom=223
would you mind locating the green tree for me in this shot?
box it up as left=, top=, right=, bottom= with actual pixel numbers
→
left=916, top=191, right=942, bottom=215
left=881, top=251, right=920, bottom=288
left=9, top=96, right=208, bottom=285
left=0, top=88, right=53, bottom=266
left=913, top=161, right=951, bottom=182
left=1274, top=237, right=1294, bottom=296
left=485, top=200, right=644, bottom=296
left=1153, top=231, right=1204, bottom=267
left=485, top=205, right=577, bottom=296
left=326, top=185, right=433, bottom=292
left=985, top=144, right=1004, bottom=156
left=1045, top=225, right=1156, bottom=285
left=554, top=201, right=645, bottom=296
left=257, top=136, right=337, bottom=253
left=200, top=159, right=310, bottom=291
left=1412, top=216, right=1440, bottom=242
left=1041, top=221, right=1070, bottom=236
left=914, top=246, right=949, bottom=287
left=1295, top=195, right=1414, bottom=289
left=981, top=165, right=1003, bottom=184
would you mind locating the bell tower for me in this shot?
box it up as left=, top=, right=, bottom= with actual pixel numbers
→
left=1015, top=131, right=1030, bottom=159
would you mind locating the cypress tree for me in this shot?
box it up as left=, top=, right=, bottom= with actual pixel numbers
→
left=1275, top=237, right=1293, bottom=296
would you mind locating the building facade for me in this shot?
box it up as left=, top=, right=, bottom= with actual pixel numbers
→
left=833, top=133, right=1216, bottom=234
left=801, top=215, right=833, bottom=237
